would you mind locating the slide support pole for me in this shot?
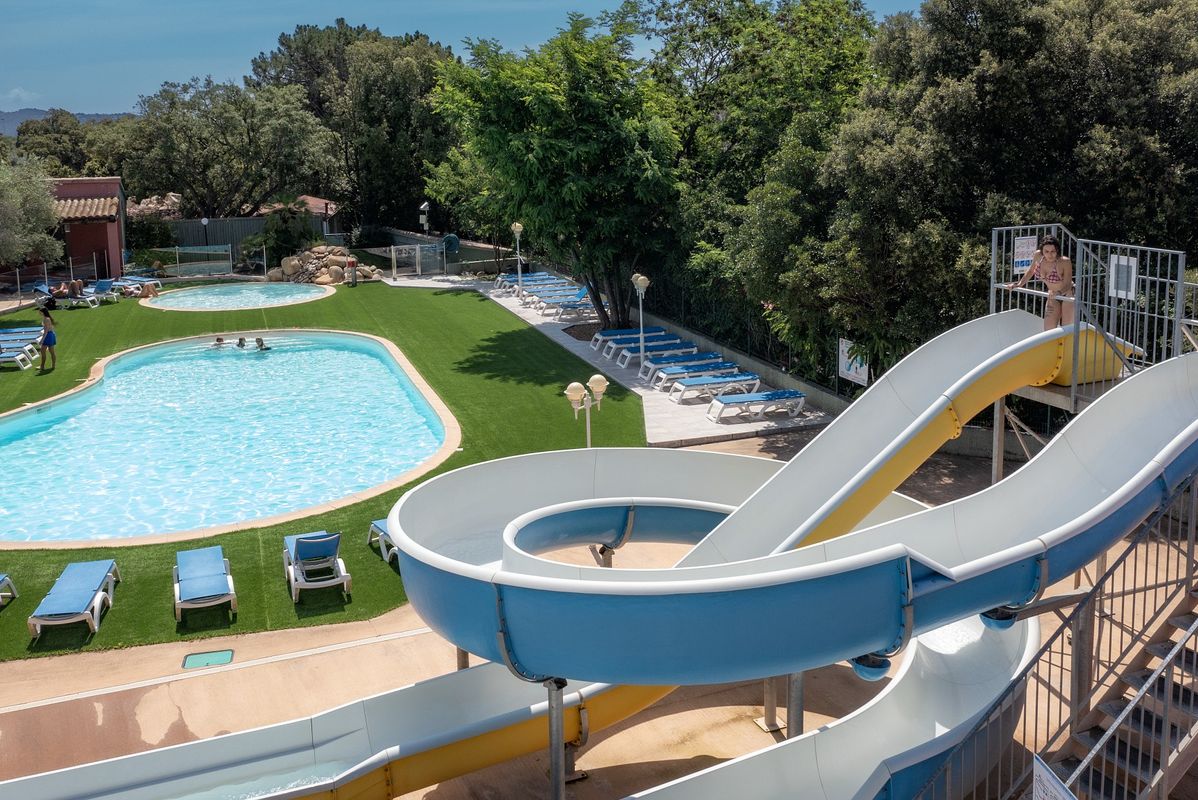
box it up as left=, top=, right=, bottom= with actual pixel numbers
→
left=545, top=678, right=567, bottom=800
left=787, top=672, right=805, bottom=738
left=455, top=647, right=469, bottom=671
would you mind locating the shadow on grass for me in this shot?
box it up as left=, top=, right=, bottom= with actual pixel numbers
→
left=291, top=587, right=352, bottom=620
left=176, top=604, right=237, bottom=634
left=453, top=326, right=594, bottom=386
left=26, top=622, right=94, bottom=654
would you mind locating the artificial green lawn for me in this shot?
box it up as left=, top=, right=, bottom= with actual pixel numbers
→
left=0, top=283, right=645, bottom=660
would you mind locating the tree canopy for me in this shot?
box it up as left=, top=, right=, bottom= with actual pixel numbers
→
left=0, top=159, right=63, bottom=267
left=124, top=78, right=335, bottom=218
left=433, top=15, right=682, bottom=327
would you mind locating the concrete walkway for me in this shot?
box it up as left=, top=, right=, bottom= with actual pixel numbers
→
left=385, top=273, right=830, bottom=446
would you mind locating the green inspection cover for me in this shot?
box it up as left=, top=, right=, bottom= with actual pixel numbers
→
left=182, top=649, right=234, bottom=669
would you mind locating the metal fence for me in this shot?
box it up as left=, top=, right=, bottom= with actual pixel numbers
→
left=991, top=224, right=1189, bottom=411
left=167, top=216, right=324, bottom=261
left=0, top=256, right=100, bottom=300
left=913, top=478, right=1198, bottom=799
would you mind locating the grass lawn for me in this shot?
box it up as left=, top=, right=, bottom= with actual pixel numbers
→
left=0, top=283, right=645, bottom=661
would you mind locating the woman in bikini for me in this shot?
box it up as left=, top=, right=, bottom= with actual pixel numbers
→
left=1008, top=235, right=1073, bottom=330
left=38, top=307, right=57, bottom=370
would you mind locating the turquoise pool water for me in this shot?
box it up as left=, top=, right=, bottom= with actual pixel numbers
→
left=0, top=333, right=444, bottom=542
left=148, top=283, right=328, bottom=311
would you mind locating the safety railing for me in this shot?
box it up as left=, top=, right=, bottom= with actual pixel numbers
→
left=911, top=478, right=1198, bottom=800
left=990, top=225, right=1188, bottom=412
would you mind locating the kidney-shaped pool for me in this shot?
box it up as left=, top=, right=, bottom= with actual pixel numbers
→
left=0, top=332, right=450, bottom=542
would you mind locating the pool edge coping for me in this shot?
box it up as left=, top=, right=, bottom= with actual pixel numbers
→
left=0, top=328, right=462, bottom=550
left=139, top=283, right=337, bottom=312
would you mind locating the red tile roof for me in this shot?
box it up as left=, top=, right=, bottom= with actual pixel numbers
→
left=55, top=196, right=120, bottom=222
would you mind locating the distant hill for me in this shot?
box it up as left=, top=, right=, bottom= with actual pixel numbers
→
left=0, top=108, right=131, bottom=137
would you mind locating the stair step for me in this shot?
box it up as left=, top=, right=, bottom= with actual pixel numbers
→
left=1146, top=642, right=1198, bottom=678
left=1075, top=726, right=1160, bottom=784
left=1058, top=757, right=1137, bottom=800
left=1168, top=613, right=1198, bottom=632
left=1097, top=701, right=1184, bottom=750
left=1122, top=669, right=1198, bottom=718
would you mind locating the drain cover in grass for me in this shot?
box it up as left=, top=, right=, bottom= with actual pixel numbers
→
left=182, top=649, right=234, bottom=669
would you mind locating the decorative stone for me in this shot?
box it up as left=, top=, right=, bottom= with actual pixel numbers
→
left=328, top=265, right=345, bottom=282
left=326, top=255, right=350, bottom=268
left=266, top=267, right=284, bottom=282
left=313, top=274, right=335, bottom=285
left=281, top=257, right=301, bottom=276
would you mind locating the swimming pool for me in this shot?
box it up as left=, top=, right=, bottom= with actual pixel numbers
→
left=146, top=283, right=331, bottom=311
left=0, top=332, right=450, bottom=542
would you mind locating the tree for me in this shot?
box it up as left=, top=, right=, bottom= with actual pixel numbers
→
left=434, top=16, right=681, bottom=327
left=125, top=78, right=335, bottom=218
left=425, top=144, right=510, bottom=265
left=334, top=34, right=457, bottom=228
left=15, top=109, right=88, bottom=176
left=0, top=159, right=63, bottom=266
left=248, top=19, right=383, bottom=122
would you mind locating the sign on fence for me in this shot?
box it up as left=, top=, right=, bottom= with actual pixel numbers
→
left=1014, top=236, right=1039, bottom=274
left=838, top=338, right=869, bottom=386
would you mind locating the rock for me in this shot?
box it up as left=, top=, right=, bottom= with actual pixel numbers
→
left=281, top=256, right=301, bottom=276
left=357, top=267, right=373, bottom=280
left=314, top=274, right=335, bottom=285
left=331, top=246, right=350, bottom=256
left=326, top=255, right=350, bottom=268
left=312, top=245, right=330, bottom=255
left=328, top=265, right=345, bottom=282
left=266, top=267, right=284, bottom=282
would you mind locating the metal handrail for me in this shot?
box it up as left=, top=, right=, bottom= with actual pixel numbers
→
left=912, top=475, right=1197, bottom=799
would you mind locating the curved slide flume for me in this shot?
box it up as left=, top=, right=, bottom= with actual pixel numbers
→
left=0, top=312, right=1165, bottom=799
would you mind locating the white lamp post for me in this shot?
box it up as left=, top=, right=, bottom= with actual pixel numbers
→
left=632, top=273, right=651, bottom=365
left=510, top=221, right=524, bottom=294
left=564, top=374, right=609, bottom=448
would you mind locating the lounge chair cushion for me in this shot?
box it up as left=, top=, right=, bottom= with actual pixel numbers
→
left=33, top=588, right=98, bottom=617
left=176, top=546, right=230, bottom=602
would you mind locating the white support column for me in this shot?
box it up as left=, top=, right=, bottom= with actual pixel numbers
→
left=786, top=672, right=805, bottom=738
left=991, top=397, right=1006, bottom=485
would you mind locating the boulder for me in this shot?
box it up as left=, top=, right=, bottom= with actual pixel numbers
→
left=281, top=256, right=301, bottom=276
left=326, top=255, right=350, bottom=268
left=311, top=245, right=330, bottom=255
left=328, top=265, right=345, bottom=282
left=357, top=267, right=373, bottom=280
left=331, top=246, right=350, bottom=256
left=266, top=267, right=284, bottom=282
left=314, top=274, right=335, bottom=285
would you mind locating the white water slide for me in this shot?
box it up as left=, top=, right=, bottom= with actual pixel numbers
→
left=6, top=311, right=1195, bottom=800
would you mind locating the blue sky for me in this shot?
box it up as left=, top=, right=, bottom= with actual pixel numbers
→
left=0, top=1, right=917, bottom=113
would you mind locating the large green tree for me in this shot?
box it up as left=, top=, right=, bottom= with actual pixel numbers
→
left=0, top=159, right=63, bottom=266
left=125, top=78, right=335, bottom=218
left=434, top=15, right=681, bottom=327
left=736, top=0, right=1198, bottom=382
left=15, top=109, right=88, bottom=176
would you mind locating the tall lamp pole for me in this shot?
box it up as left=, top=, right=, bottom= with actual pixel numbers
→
left=632, top=273, right=651, bottom=365
left=511, top=221, right=524, bottom=294
left=564, top=375, right=609, bottom=448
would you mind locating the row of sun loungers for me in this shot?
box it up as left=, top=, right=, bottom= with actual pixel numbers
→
left=8, top=531, right=354, bottom=640
left=587, top=324, right=809, bottom=422
left=0, top=327, right=46, bottom=370
left=494, top=272, right=605, bottom=321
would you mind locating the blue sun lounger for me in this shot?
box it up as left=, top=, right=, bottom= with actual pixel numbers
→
left=589, top=326, right=667, bottom=350
left=83, top=279, right=120, bottom=303
left=638, top=351, right=723, bottom=381
left=668, top=372, right=761, bottom=403
left=601, top=333, right=683, bottom=360
left=28, top=559, right=120, bottom=639
left=652, top=361, right=741, bottom=390
left=0, top=574, right=17, bottom=606
left=174, top=546, right=237, bottom=621
left=0, top=349, right=33, bottom=369
left=366, top=519, right=399, bottom=565
left=283, top=531, right=352, bottom=603
left=494, top=271, right=550, bottom=288
left=0, top=333, right=40, bottom=359
left=707, top=389, right=807, bottom=422
left=616, top=341, right=699, bottom=368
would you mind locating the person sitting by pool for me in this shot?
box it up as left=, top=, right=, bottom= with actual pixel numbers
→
left=124, top=282, right=160, bottom=298
left=255, top=337, right=271, bottom=351
left=236, top=337, right=247, bottom=349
